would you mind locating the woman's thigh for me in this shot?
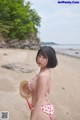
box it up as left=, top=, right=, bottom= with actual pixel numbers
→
left=38, top=110, right=50, bottom=120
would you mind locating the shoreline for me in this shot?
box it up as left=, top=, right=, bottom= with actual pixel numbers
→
left=42, top=44, right=80, bottom=59
left=55, top=48, right=80, bottom=59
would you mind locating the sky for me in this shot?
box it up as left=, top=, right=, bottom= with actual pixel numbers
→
left=25, top=0, right=80, bottom=44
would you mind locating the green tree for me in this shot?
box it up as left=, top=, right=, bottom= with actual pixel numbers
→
left=0, top=0, right=11, bottom=37
left=0, top=0, right=41, bottom=41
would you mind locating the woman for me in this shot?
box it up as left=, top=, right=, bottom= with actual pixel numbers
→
left=28, top=46, right=58, bottom=120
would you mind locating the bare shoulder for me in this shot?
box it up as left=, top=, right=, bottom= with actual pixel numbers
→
left=38, top=71, right=50, bottom=82
left=37, top=73, right=47, bottom=88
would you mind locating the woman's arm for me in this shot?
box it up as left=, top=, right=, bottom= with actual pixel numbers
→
left=30, top=74, right=47, bottom=120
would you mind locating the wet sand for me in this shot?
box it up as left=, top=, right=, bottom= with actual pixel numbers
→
left=55, top=48, right=80, bottom=59
left=0, top=48, right=80, bottom=120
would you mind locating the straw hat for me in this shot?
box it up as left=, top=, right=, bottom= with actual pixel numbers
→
left=19, top=80, right=31, bottom=99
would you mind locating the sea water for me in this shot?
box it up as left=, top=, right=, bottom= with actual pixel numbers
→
left=45, top=44, right=80, bottom=58
left=51, top=44, right=80, bottom=49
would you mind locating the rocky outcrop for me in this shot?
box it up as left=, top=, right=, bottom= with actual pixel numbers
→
left=0, top=37, right=8, bottom=48
left=0, top=38, right=40, bottom=50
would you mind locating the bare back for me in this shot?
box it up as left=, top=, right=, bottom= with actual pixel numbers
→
left=31, top=69, right=51, bottom=109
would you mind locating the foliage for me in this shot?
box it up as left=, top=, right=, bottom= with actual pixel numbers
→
left=0, top=0, right=41, bottom=41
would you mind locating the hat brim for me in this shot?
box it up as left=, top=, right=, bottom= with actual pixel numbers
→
left=19, top=80, right=31, bottom=99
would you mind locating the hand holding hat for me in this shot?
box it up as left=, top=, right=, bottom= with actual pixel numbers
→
left=19, top=80, right=32, bottom=99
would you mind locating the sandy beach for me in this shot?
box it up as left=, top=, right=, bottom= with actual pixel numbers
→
left=0, top=48, right=80, bottom=120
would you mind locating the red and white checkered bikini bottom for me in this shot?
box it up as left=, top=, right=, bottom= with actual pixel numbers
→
left=41, top=103, right=55, bottom=120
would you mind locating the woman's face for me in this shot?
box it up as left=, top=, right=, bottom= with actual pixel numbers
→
left=37, top=54, right=48, bottom=68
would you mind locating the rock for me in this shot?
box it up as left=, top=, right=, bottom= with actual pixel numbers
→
left=21, top=46, right=29, bottom=49
left=1, top=64, right=15, bottom=70
left=6, top=39, right=23, bottom=48
left=1, top=63, right=37, bottom=73
left=62, top=87, right=65, bottom=90
left=0, top=43, right=7, bottom=48
left=75, top=51, right=79, bottom=54
left=0, top=37, right=40, bottom=49
left=0, top=40, right=8, bottom=48
left=0, top=37, right=8, bottom=48
left=30, top=45, right=40, bottom=50
left=5, top=39, right=40, bottom=50
left=3, top=53, right=8, bottom=56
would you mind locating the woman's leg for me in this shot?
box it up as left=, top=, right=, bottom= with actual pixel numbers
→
left=30, top=104, right=54, bottom=120
left=38, top=110, right=50, bottom=120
